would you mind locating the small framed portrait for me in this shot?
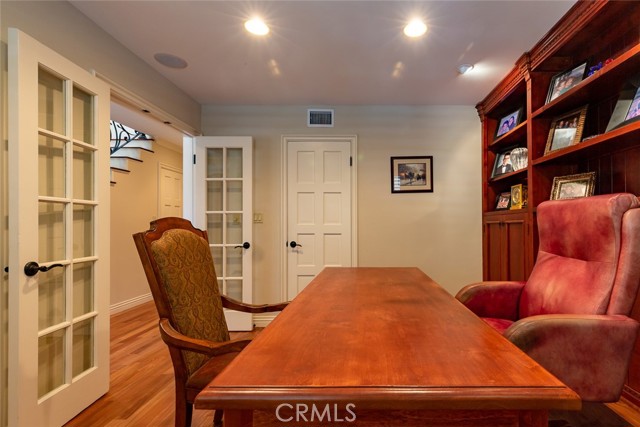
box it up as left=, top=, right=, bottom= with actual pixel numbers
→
left=495, top=192, right=511, bottom=210
left=494, top=107, right=523, bottom=139
left=624, top=86, right=640, bottom=121
left=509, top=184, right=526, bottom=210
left=491, top=148, right=516, bottom=178
left=606, top=73, right=640, bottom=132
left=550, top=172, right=596, bottom=200
left=546, top=62, right=588, bottom=104
left=544, top=106, right=588, bottom=155
left=390, top=156, right=433, bottom=193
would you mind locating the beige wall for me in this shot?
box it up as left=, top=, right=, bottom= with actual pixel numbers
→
left=110, top=141, right=183, bottom=308
left=202, top=105, right=483, bottom=299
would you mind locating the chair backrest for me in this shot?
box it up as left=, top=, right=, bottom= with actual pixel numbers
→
left=133, top=217, right=230, bottom=376
left=520, top=193, right=640, bottom=318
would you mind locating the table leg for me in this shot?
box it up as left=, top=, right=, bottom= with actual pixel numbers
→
left=224, top=409, right=253, bottom=427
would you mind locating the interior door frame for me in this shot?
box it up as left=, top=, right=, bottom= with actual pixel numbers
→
left=280, top=135, right=358, bottom=301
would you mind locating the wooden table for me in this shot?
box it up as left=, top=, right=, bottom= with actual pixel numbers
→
left=195, top=267, right=580, bottom=426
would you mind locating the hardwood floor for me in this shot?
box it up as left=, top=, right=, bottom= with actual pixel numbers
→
left=65, top=301, right=640, bottom=427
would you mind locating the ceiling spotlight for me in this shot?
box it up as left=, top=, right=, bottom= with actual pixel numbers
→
left=245, top=18, right=269, bottom=36
left=404, top=19, right=427, bottom=38
left=154, top=53, right=188, bottom=69
left=458, top=64, right=475, bottom=75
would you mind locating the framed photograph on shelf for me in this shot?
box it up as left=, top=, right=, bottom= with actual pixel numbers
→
left=510, top=184, right=527, bottom=210
left=544, top=106, right=588, bottom=155
left=550, top=172, right=596, bottom=200
left=494, top=107, right=523, bottom=139
left=495, top=192, right=511, bottom=210
left=546, top=62, right=588, bottom=104
left=491, top=148, right=516, bottom=178
left=606, top=73, right=640, bottom=132
left=390, top=156, right=433, bottom=193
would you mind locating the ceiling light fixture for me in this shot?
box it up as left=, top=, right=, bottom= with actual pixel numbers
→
left=458, top=64, right=475, bottom=75
left=404, top=19, right=427, bottom=38
left=153, top=53, right=188, bottom=69
left=245, top=18, right=269, bottom=36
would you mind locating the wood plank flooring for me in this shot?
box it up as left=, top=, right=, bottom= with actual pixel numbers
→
left=65, top=301, right=640, bottom=427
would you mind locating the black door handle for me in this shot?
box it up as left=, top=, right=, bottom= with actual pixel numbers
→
left=24, top=262, right=64, bottom=277
left=234, top=242, right=251, bottom=249
left=289, top=241, right=302, bottom=248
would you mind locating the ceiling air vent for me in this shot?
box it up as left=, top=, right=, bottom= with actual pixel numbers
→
left=307, top=109, right=334, bottom=127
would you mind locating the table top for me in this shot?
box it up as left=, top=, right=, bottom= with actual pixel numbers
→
left=195, top=267, right=580, bottom=411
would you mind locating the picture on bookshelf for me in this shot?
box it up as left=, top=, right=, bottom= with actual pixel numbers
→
left=494, top=107, right=523, bottom=139
left=491, top=148, right=516, bottom=178
left=605, top=74, right=640, bottom=132
left=625, top=87, right=640, bottom=121
left=544, top=106, right=588, bottom=155
left=510, top=184, right=527, bottom=210
left=495, top=192, right=511, bottom=210
left=546, top=62, right=587, bottom=104
left=390, top=156, right=433, bottom=193
left=550, top=172, right=596, bottom=200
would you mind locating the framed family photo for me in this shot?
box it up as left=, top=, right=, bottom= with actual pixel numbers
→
left=390, top=156, right=433, bottom=193
left=544, top=106, right=588, bottom=154
left=494, top=107, right=523, bottom=139
left=546, top=62, right=587, bottom=104
left=550, top=172, right=596, bottom=200
left=495, top=192, right=511, bottom=210
left=491, top=148, right=516, bottom=178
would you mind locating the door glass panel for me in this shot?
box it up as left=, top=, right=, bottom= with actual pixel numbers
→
left=210, top=246, right=223, bottom=274
left=207, top=214, right=223, bottom=244
left=38, top=135, right=65, bottom=198
left=227, top=250, right=243, bottom=277
left=72, top=86, right=93, bottom=144
left=39, top=201, right=65, bottom=262
left=72, top=318, right=94, bottom=377
left=38, top=329, right=65, bottom=398
left=73, top=262, right=93, bottom=317
left=207, top=148, right=223, bottom=178
left=207, top=181, right=223, bottom=211
left=227, top=148, right=243, bottom=178
left=38, top=68, right=65, bottom=134
left=227, top=181, right=243, bottom=211
left=38, top=267, right=65, bottom=330
left=73, top=145, right=94, bottom=200
left=226, top=214, right=242, bottom=244
left=227, top=279, right=243, bottom=300
left=73, top=205, right=94, bottom=258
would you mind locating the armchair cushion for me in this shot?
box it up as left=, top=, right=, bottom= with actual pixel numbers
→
left=455, top=281, right=525, bottom=321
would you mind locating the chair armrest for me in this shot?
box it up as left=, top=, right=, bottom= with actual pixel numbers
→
left=159, top=318, right=251, bottom=357
left=221, top=295, right=289, bottom=313
left=455, top=281, right=525, bottom=320
left=505, top=314, right=640, bottom=402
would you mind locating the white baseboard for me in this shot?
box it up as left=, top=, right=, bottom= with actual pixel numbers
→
left=110, top=293, right=153, bottom=315
left=252, top=313, right=278, bottom=328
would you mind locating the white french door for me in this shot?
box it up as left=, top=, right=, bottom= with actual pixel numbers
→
left=193, top=137, right=253, bottom=331
left=7, top=29, right=111, bottom=426
left=285, top=136, right=356, bottom=299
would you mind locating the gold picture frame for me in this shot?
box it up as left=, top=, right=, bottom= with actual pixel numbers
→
left=510, top=184, right=526, bottom=210
left=544, top=106, right=588, bottom=155
left=550, top=172, right=596, bottom=200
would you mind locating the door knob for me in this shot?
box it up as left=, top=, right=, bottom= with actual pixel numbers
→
left=234, top=242, right=251, bottom=249
left=289, top=241, right=302, bottom=248
left=24, top=261, right=64, bottom=277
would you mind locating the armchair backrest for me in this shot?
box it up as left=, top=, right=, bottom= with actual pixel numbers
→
left=520, top=193, right=640, bottom=318
left=133, top=217, right=230, bottom=376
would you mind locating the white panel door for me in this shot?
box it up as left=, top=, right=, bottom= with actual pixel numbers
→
left=193, top=137, right=253, bottom=331
left=286, top=137, right=354, bottom=299
left=158, top=164, right=183, bottom=218
left=8, top=29, right=110, bottom=426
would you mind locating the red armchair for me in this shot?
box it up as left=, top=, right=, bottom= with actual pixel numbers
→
left=456, top=193, right=640, bottom=402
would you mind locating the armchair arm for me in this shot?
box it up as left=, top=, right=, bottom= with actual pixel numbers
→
left=455, top=281, right=525, bottom=320
left=505, top=314, right=640, bottom=402
left=222, top=295, right=289, bottom=313
left=159, top=318, right=251, bottom=357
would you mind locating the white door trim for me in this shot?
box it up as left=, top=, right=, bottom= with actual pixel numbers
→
left=280, top=135, right=358, bottom=301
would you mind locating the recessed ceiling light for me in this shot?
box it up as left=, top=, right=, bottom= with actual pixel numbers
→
left=153, top=53, right=188, bottom=69
left=245, top=18, right=269, bottom=36
left=404, top=19, right=427, bottom=38
left=458, top=64, right=475, bottom=75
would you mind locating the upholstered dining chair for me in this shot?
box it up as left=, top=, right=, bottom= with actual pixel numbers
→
left=133, top=217, right=288, bottom=427
left=456, top=193, right=640, bottom=402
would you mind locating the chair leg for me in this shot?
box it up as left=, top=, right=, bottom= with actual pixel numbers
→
left=174, top=385, right=192, bottom=427
left=213, top=409, right=223, bottom=427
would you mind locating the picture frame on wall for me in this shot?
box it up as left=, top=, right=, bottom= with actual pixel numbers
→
left=544, top=106, right=588, bottom=155
left=390, top=156, right=433, bottom=193
left=495, top=192, right=511, bottom=210
left=494, top=107, right=524, bottom=139
left=546, top=62, right=588, bottom=104
left=550, top=172, right=596, bottom=200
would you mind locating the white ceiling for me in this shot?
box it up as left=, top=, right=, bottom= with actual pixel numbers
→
left=71, top=0, right=575, bottom=107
